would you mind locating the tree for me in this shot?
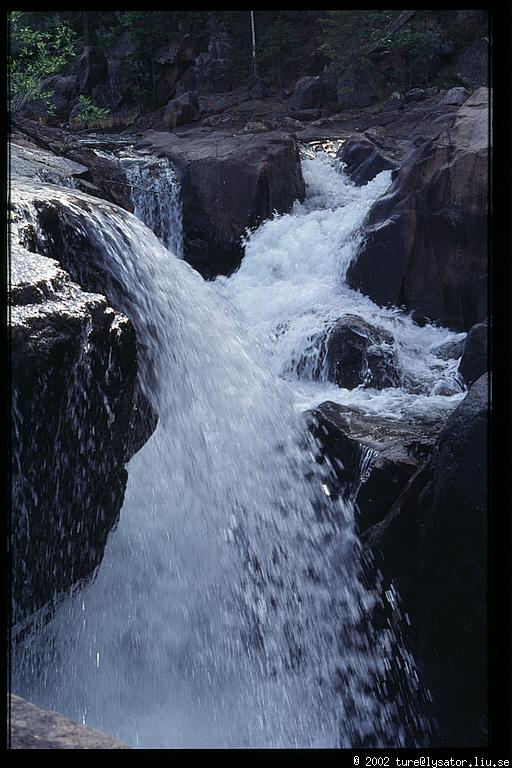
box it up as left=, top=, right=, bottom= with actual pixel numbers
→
left=322, top=10, right=396, bottom=64
left=250, top=11, right=257, bottom=80
left=9, top=11, right=77, bottom=113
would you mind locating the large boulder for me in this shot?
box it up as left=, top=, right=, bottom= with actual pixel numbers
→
left=303, top=43, right=331, bottom=76
left=305, top=400, right=441, bottom=532
left=326, top=315, right=402, bottom=389
left=337, top=127, right=401, bottom=186
left=39, top=74, right=79, bottom=119
left=403, top=87, right=438, bottom=104
left=455, top=37, right=490, bottom=89
left=438, top=86, right=470, bottom=107
left=10, top=138, right=158, bottom=624
left=10, top=242, right=155, bottom=625
left=379, top=91, right=404, bottom=113
left=137, top=128, right=306, bottom=277
left=347, top=88, right=489, bottom=330
left=458, top=320, right=488, bottom=386
left=363, top=374, right=489, bottom=746
left=163, top=91, right=200, bottom=130
left=288, top=76, right=323, bottom=111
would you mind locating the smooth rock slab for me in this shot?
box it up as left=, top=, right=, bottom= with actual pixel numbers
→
left=12, top=118, right=134, bottom=212
left=8, top=695, right=130, bottom=749
left=347, top=88, right=489, bottom=330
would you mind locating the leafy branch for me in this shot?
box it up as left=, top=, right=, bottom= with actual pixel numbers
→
left=9, top=11, right=77, bottom=113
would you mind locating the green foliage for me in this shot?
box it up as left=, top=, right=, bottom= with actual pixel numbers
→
left=93, top=12, right=210, bottom=109
left=8, top=11, right=473, bottom=114
left=254, top=12, right=304, bottom=87
left=9, top=11, right=77, bottom=113
left=75, top=95, right=110, bottom=126
left=322, top=10, right=452, bottom=90
left=322, top=10, right=395, bottom=63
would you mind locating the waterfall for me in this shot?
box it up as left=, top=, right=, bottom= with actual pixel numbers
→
left=11, top=180, right=430, bottom=748
left=216, top=153, right=466, bottom=418
left=120, top=154, right=183, bottom=257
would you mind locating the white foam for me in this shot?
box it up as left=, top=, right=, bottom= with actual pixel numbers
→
left=217, top=153, right=466, bottom=417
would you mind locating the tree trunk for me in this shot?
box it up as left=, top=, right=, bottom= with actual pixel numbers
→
left=250, top=11, right=257, bottom=80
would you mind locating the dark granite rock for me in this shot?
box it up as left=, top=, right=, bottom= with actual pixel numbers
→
left=137, top=128, right=306, bottom=277
left=326, top=315, right=402, bottom=390
left=163, top=91, right=200, bottom=130
left=404, top=87, right=438, bottom=104
left=458, top=320, right=488, bottom=386
left=77, top=46, right=108, bottom=95
left=305, top=400, right=441, bottom=533
left=438, top=86, right=470, bottom=107
left=12, top=118, right=134, bottom=212
left=336, top=57, right=385, bottom=109
left=154, top=35, right=196, bottom=106
left=455, top=37, right=490, bottom=89
left=337, top=127, right=401, bottom=186
left=347, top=89, right=489, bottom=330
left=10, top=243, right=155, bottom=625
left=379, top=92, right=404, bottom=113
left=362, top=374, right=489, bottom=746
left=433, top=338, right=465, bottom=361
left=89, top=30, right=138, bottom=110
left=196, top=24, right=233, bottom=94
left=42, top=74, right=79, bottom=118
left=288, top=76, right=323, bottom=111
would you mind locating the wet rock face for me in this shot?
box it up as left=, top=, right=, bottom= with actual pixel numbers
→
left=9, top=695, right=130, bottom=749
left=458, top=320, right=487, bottom=387
left=347, top=88, right=489, bottom=331
left=362, top=374, right=488, bottom=746
left=138, top=128, right=306, bottom=277
left=10, top=163, right=158, bottom=626
left=337, top=128, right=401, bottom=187
left=305, top=400, right=440, bottom=533
left=326, top=314, right=402, bottom=390
left=11, top=243, right=155, bottom=626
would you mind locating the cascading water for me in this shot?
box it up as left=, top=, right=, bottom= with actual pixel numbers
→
left=11, top=176, right=432, bottom=748
left=77, top=136, right=184, bottom=257
left=216, top=152, right=466, bottom=419
left=120, top=153, right=184, bottom=258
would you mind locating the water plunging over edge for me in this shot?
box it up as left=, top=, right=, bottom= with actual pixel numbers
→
left=11, top=177, right=433, bottom=748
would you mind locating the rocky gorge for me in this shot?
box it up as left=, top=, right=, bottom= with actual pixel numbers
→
left=9, top=10, right=492, bottom=752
